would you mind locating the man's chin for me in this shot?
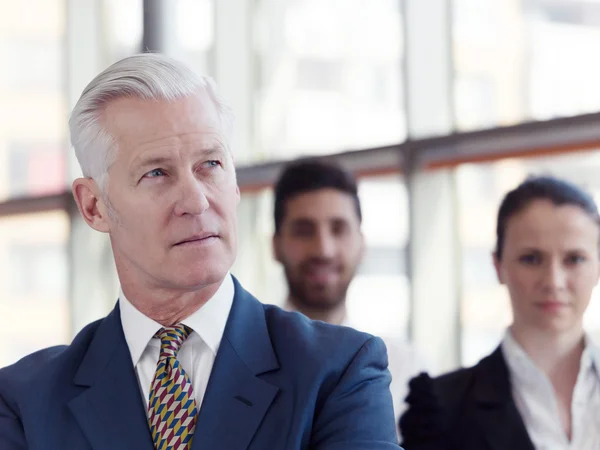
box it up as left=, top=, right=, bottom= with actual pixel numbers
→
left=166, top=267, right=228, bottom=291
left=301, top=291, right=345, bottom=310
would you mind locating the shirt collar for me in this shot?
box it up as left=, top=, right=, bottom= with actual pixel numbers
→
left=502, top=329, right=600, bottom=386
left=583, top=334, right=600, bottom=375
left=119, top=273, right=234, bottom=367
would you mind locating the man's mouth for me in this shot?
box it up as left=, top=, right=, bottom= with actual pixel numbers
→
left=174, top=233, right=219, bottom=246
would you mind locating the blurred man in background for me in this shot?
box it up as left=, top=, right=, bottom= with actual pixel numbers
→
left=273, top=159, right=426, bottom=430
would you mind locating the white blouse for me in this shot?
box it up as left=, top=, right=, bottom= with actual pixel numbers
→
left=501, top=331, right=600, bottom=450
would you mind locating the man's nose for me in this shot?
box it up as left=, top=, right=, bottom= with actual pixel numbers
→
left=311, top=230, right=336, bottom=258
left=173, top=174, right=210, bottom=216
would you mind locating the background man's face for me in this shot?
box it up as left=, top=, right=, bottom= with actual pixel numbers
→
left=274, top=188, right=364, bottom=311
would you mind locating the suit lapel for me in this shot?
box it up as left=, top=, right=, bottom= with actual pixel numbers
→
left=68, top=305, right=154, bottom=450
left=472, top=347, right=534, bottom=450
left=192, top=278, right=280, bottom=450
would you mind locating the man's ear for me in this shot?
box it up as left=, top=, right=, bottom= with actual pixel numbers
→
left=72, top=178, right=111, bottom=233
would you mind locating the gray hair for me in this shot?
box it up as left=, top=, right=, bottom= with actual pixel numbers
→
left=69, top=53, right=235, bottom=189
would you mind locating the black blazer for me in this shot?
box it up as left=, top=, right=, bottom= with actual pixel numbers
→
left=399, top=346, right=535, bottom=450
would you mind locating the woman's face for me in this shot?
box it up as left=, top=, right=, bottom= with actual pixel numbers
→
left=494, top=199, right=600, bottom=335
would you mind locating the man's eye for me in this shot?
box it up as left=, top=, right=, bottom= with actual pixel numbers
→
left=145, top=168, right=166, bottom=178
left=292, top=228, right=314, bottom=237
left=519, top=254, right=540, bottom=265
left=205, top=160, right=221, bottom=168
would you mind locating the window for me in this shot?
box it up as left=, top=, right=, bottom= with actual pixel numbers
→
left=454, top=0, right=600, bottom=130
left=254, top=0, right=405, bottom=159
left=0, top=0, right=69, bottom=367
left=103, top=0, right=143, bottom=62
left=8, top=141, right=67, bottom=198
left=0, top=0, right=66, bottom=201
left=348, top=175, right=409, bottom=339
left=2, top=39, right=63, bottom=90
left=296, top=58, right=344, bottom=91
left=10, top=243, right=67, bottom=298
left=0, top=211, right=69, bottom=367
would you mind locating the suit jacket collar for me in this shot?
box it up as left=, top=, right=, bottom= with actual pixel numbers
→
left=68, top=277, right=280, bottom=450
left=472, top=346, right=513, bottom=405
left=191, top=276, right=280, bottom=450
left=68, top=305, right=154, bottom=450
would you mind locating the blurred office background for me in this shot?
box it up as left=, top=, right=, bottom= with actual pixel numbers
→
left=4, top=0, right=600, bottom=373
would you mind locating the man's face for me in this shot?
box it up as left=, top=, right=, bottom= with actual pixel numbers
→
left=77, top=92, right=240, bottom=292
left=273, top=188, right=364, bottom=311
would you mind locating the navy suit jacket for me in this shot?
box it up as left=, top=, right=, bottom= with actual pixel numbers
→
left=0, top=278, right=400, bottom=449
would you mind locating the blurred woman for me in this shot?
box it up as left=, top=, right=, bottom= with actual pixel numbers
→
left=400, top=176, right=600, bottom=450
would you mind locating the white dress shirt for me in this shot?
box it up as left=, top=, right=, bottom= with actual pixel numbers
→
left=119, top=273, right=234, bottom=415
left=501, top=331, right=600, bottom=450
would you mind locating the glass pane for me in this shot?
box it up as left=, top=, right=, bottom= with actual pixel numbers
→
left=454, top=0, right=600, bottom=131
left=173, top=0, right=214, bottom=75
left=103, top=0, right=143, bottom=61
left=103, top=0, right=213, bottom=73
left=232, top=173, right=409, bottom=340
left=0, top=0, right=67, bottom=200
left=232, top=188, right=283, bottom=305
left=0, top=210, right=70, bottom=367
left=458, top=150, right=600, bottom=366
left=348, top=175, right=409, bottom=339
left=254, top=0, right=406, bottom=161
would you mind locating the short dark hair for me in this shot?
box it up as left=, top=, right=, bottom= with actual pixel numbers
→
left=495, top=175, right=600, bottom=260
left=273, top=159, right=362, bottom=234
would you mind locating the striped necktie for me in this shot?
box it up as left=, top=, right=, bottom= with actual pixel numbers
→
left=148, top=325, right=198, bottom=450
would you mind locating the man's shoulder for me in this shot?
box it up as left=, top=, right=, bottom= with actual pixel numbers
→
left=264, top=303, right=376, bottom=345
left=0, top=317, right=104, bottom=391
left=261, top=303, right=382, bottom=366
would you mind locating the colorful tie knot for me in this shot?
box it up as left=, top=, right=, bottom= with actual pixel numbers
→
left=155, top=325, right=193, bottom=360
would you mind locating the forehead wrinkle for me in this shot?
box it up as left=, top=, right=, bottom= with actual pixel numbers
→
left=129, top=138, right=227, bottom=171
left=131, top=129, right=223, bottom=153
